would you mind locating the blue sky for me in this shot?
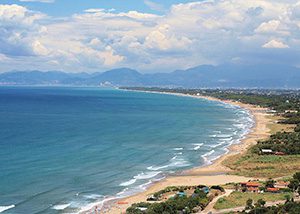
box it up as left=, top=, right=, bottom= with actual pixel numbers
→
left=2, top=0, right=196, bottom=16
left=0, top=0, right=299, bottom=73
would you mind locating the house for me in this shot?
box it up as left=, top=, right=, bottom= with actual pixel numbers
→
left=202, top=186, right=210, bottom=194
left=177, top=192, right=186, bottom=197
left=261, top=149, right=273, bottom=154
left=137, top=207, right=148, bottom=211
left=266, top=187, right=280, bottom=193
left=275, top=152, right=286, bottom=156
left=275, top=181, right=289, bottom=189
left=147, top=195, right=158, bottom=201
left=240, top=182, right=261, bottom=192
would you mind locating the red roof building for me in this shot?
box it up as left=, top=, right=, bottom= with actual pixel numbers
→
left=266, top=187, right=280, bottom=192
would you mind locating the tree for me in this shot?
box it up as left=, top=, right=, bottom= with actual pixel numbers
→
left=289, top=179, right=299, bottom=192
left=245, top=198, right=254, bottom=210
left=293, top=172, right=300, bottom=181
left=255, top=199, right=266, bottom=208
left=265, top=179, right=275, bottom=188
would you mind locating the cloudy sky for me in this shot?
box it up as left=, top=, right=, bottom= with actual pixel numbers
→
left=0, top=0, right=299, bottom=73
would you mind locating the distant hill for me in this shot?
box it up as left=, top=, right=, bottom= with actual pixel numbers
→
left=0, top=64, right=300, bottom=88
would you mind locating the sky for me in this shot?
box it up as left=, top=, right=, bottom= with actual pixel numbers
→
left=0, top=0, right=299, bottom=73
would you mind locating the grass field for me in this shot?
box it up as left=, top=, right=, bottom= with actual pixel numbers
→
left=223, top=152, right=300, bottom=178
left=266, top=115, right=295, bottom=134
left=213, top=191, right=292, bottom=210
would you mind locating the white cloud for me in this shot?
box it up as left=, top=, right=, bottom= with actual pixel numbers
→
left=0, top=0, right=300, bottom=72
left=18, top=0, right=54, bottom=2
left=262, top=39, right=289, bottom=48
left=255, top=20, right=280, bottom=33
left=144, top=0, right=165, bottom=12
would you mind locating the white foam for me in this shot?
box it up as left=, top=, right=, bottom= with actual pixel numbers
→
left=52, top=203, right=71, bottom=210
left=216, top=134, right=232, bottom=138
left=171, top=155, right=177, bottom=160
left=202, top=150, right=215, bottom=158
left=147, top=164, right=169, bottom=171
left=119, top=178, right=137, bottom=187
left=193, top=143, right=203, bottom=150
left=148, top=155, right=190, bottom=171
left=117, top=188, right=129, bottom=196
left=173, top=147, right=183, bottom=151
left=134, top=171, right=162, bottom=180
left=83, top=194, right=103, bottom=200
left=211, top=141, right=226, bottom=148
left=0, top=205, right=15, bottom=213
left=77, top=196, right=116, bottom=214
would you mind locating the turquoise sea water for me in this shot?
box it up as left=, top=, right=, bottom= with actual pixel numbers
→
left=0, top=87, right=253, bottom=213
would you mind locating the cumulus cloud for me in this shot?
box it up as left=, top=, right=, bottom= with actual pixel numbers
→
left=0, top=0, right=300, bottom=72
left=262, top=39, right=289, bottom=49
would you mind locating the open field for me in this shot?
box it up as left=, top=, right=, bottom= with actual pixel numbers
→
left=223, top=152, right=300, bottom=178
left=213, top=191, right=292, bottom=210
left=266, top=115, right=296, bottom=134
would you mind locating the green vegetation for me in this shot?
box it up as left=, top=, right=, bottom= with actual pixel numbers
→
left=126, top=185, right=223, bottom=213
left=126, top=189, right=209, bottom=214
left=213, top=191, right=292, bottom=210
left=252, top=131, right=300, bottom=155
left=223, top=152, right=300, bottom=177
left=149, top=185, right=207, bottom=200
left=242, top=200, right=300, bottom=214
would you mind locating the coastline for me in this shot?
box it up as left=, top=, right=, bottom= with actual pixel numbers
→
left=88, top=90, right=274, bottom=214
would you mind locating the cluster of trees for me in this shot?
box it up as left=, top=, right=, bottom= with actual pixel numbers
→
left=148, top=185, right=208, bottom=200
left=288, top=172, right=300, bottom=194
left=126, top=187, right=210, bottom=214
left=252, top=132, right=300, bottom=155
left=242, top=198, right=300, bottom=214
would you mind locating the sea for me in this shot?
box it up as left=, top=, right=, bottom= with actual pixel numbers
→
left=0, top=86, right=254, bottom=214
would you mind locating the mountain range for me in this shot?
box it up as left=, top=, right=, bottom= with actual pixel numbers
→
left=1, top=64, right=300, bottom=88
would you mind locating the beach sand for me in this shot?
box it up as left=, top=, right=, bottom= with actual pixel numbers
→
left=89, top=93, right=274, bottom=214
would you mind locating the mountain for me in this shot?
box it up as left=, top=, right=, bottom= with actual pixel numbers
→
left=0, top=64, right=300, bottom=88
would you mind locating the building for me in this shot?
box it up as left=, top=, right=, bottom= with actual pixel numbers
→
left=266, top=187, right=280, bottom=193
left=261, top=149, right=273, bottom=154
left=240, top=182, right=261, bottom=192
left=275, top=152, right=286, bottom=156
left=275, top=181, right=290, bottom=189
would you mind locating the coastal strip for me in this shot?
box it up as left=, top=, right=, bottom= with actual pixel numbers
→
left=86, top=89, right=274, bottom=214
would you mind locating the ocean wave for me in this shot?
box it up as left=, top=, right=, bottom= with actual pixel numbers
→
left=52, top=203, right=70, bottom=210
left=147, top=164, right=169, bottom=171
left=217, top=137, right=232, bottom=143
left=148, top=155, right=190, bottom=171
left=202, top=150, right=215, bottom=158
left=193, top=143, right=204, bottom=150
left=173, top=147, right=183, bottom=151
left=0, top=205, right=15, bottom=213
left=119, top=178, right=137, bottom=187
left=83, top=194, right=103, bottom=200
left=134, top=171, right=162, bottom=180
left=216, top=134, right=232, bottom=138
left=210, top=141, right=226, bottom=148
left=120, top=171, right=162, bottom=187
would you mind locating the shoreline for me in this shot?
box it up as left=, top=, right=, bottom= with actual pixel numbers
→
left=86, top=90, right=273, bottom=214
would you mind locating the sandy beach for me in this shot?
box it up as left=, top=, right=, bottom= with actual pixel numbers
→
left=92, top=92, right=274, bottom=214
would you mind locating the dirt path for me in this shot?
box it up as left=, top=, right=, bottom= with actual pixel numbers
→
left=200, top=189, right=233, bottom=214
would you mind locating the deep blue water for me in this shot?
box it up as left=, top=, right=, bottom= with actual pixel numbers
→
left=0, top=87, right=253, bottom=213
